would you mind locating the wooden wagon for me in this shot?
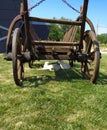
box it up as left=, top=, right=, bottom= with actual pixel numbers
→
left=5, top=0, right=100, bottom=86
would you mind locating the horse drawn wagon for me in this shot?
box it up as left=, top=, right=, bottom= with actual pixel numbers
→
left=5, top=0, right=100, bottom=86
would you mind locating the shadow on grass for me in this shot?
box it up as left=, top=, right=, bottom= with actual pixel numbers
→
left=22, top=61, right=107, bottom=87
left=97, top=72, right=107, bottom=85
left=23, top=67, right=82, bottom=88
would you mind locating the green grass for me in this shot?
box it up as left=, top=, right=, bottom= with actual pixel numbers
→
left=0, top=54, right=107, bottom=130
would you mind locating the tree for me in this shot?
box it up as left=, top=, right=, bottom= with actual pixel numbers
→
left=97, top=33, right=107, bottom=44
left=48, top=17, right=81, bottom=41
left=48, top=23, right=64, bottom=41
left=48, top=17, right=70, bottom=41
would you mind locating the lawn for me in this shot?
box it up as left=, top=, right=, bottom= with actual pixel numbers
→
left=0, top=54, right=107, bottom=130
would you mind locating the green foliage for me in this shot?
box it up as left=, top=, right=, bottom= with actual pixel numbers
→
left=97, top=33, right=107, bottom=44
left=0, top=54, right=107, bottom=129
left=48, top=23, right=64, bottom=41
left=48, top=17, right=81, bottom=41
left=59, top=17, right=70, bottom=34
left=48, top=17, right=70, bottom=41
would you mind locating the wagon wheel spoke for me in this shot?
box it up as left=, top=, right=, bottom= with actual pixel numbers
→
left=87, top=60, right=94, bottom=77
left=17, top=59, right=24, bottom=81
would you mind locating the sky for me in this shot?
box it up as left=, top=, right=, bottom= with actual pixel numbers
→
left=29, top=0, right=107, bottom=34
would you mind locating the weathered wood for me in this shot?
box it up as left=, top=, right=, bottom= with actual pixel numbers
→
left=35, top=54, right=71, bottom=60
left=33, top=40, right=80, bottom=46
left=29, top=16, right=82, bottom=25
left=35, top=46, right=72, bottom=53
left=63, top=26, right=78, bottom=42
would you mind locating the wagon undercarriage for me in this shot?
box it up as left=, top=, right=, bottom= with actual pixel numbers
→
left=5, top=0, right=100, bottom=86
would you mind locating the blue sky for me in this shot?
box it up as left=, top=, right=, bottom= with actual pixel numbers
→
left=29, top=0, right=107, bottom=34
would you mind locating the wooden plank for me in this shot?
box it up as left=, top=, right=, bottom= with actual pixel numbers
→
left=63, top=26, right=78, bottom=42
left=36, top=54, right=70, bottom=60
left=29, top=16, right=82, bottom=25
left=33, top=40, right=79, bottom=46
left=35, top=46, right=72, bottom=53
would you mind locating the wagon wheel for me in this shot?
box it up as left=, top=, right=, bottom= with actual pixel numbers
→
left=12, top=28, right=24, bottom=86
left=81, top=30, right=100, bottom=83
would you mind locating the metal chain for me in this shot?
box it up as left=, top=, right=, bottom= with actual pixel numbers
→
left=28, top=0, right=80, bottom=14
left=62, top=0, right=80, bottom=14
left=28, top=0, right=46, bottom=12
